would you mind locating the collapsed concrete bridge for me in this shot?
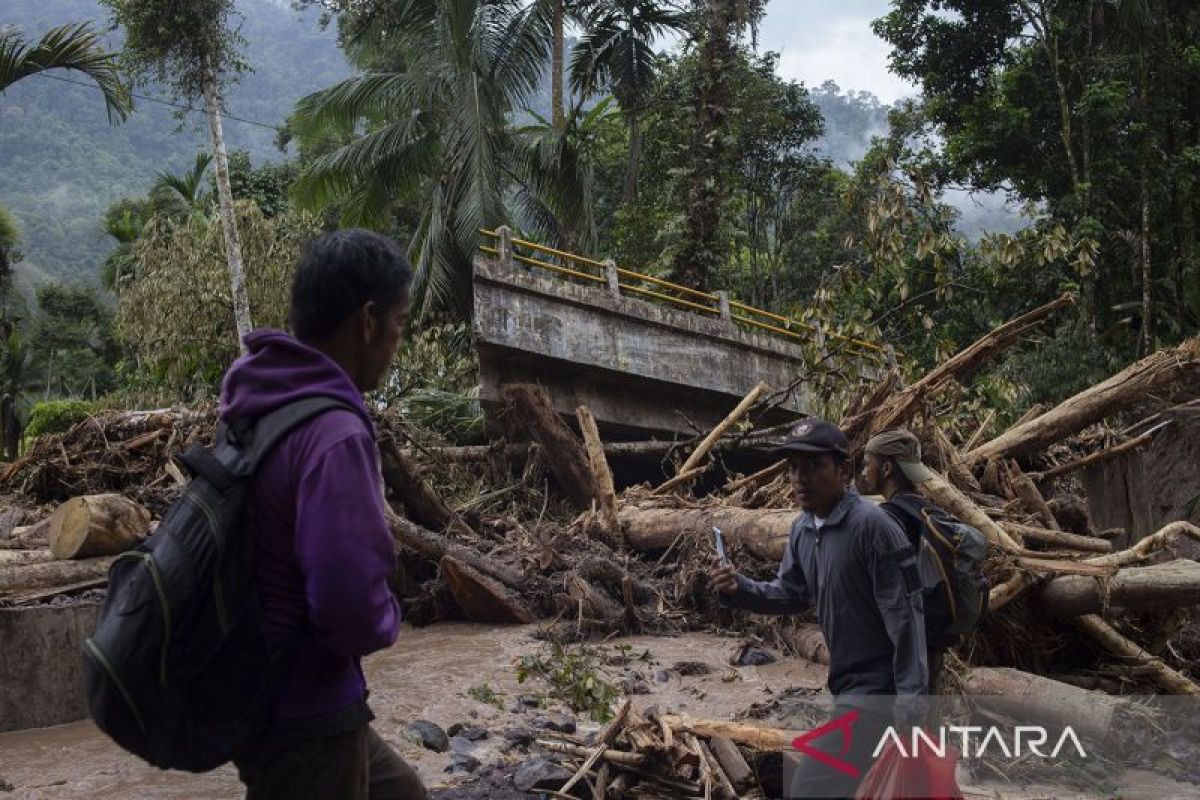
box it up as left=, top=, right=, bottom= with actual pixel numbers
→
left=473, top=228, right=887, bottom=444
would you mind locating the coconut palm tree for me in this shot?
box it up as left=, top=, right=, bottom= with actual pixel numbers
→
left=0, top=22, right=131, bottom=122
left=150, top=152, right=214, bottom=220
left=570, top=0, right=688, bottom=204
left=516, top=96, right=618, bottom=252
left=290, top=0, right=574, bottom=316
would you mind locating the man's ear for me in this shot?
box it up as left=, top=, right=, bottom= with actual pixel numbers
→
left=359, top=301, right=378, bottom=343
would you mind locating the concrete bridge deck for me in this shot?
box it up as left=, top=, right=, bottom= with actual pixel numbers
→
left=473, top=249, right=857, bottom=441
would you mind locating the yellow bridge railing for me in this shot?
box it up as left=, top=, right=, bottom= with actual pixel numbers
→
left=479, top=228, right=886, bottom=361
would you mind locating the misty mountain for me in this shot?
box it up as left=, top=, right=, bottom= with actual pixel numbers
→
left=0, top=0, right=351, bottom=290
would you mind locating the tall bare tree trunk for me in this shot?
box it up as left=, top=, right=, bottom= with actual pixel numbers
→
left=670, top=0, right=736, bottom=289
left=1138, top=49, right=1153, bottom=356
left=552, top=0, right=565, bottom=131
left=201, top=58, right=252, bottom=350
left=622, top=113, right=643, bottom=205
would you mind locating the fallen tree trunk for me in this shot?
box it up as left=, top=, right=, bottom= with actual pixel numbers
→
left=678, top=382, right=769, bottom=476
left=620, top=506, right=797, bottom=562
left=1083, top=521, right=1200, bottom=569
left=1073, top=614, right=1200, bottom=696
left=1003, top=521, right=1112, bottom=553
left=863, top=293, right=1075, bottom=443
left=378, top=438, right=471, bottom=536
left=916, top=471, right=1023, bottom=552
left=967, top=336, right=1200, bottom=465
left=0, top=556, right=116, bottom=593
left=440, top=555, right=535, bottom=624
left=1030, top=427, right=1161, bottom=482
left=962, top=666, right=1127, bottom=743
left=1006, top=462, right=1059, bottom=530
left=933, top=426, right=981, bottom=493
left=709, top=735, right=754, bottom=793
left=502, top=384, right=594, bottom=509
left=989, top=570, right=1037, bottom=612
left=48, top=494, right=150, bottom=560
left=0, top=549, right=54, bottom=568
left=576, top=406, right=620, bottom=535
left=399, top=434, right=785, bottom=465
left=1038, top=559, right=1200, bottom=616
left=387, top=510, right=525, bottom=588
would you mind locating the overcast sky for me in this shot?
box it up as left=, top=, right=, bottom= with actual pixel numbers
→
left=758, top=0, right=917, bottom=103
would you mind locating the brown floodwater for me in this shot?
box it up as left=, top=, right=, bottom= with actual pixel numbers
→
left=0, top=623, right=1194, bottom=799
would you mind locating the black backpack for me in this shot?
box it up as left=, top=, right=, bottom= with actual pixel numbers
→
left=884, top=494, right=989, bottom=645
left=82, top=397, right=351, bottom=772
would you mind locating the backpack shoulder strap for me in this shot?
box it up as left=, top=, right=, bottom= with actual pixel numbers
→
left=236, top=397, right=359, bottom=474
left=883, top=492, right=928, bottom=528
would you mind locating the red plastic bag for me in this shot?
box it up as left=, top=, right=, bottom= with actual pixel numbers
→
left=854, top=734, right=964, bottom=800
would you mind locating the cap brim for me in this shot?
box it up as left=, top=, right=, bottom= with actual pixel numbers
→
left=770, top=442, right=847, bottom=458
left=896, top=460, right=937, bottom=484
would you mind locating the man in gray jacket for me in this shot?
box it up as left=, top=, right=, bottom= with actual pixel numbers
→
left=711, top=420, right=927, bottom=799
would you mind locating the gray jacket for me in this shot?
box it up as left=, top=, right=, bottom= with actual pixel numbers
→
left=724, top=489, right=928, bottom=720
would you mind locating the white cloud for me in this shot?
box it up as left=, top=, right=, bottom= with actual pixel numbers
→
left=758, top=1, right=918, bottom=103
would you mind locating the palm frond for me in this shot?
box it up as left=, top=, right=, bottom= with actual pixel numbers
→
left=0, top=23, right=131, bottom=122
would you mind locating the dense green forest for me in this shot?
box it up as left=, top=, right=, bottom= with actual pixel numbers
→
left=0, top=0, right=350, bottom=289
left=0, top=0, right=1196, bottom=450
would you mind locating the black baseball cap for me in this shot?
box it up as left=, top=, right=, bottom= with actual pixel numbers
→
left=771, top=419, right=850, bottom=459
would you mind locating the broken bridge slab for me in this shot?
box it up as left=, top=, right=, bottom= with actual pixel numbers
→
left=474, top=254, right=829, bottom=440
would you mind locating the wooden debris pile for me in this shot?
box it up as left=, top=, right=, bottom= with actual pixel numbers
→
left=0, top=407, right=215, bottom=515
left=1, top=292, right=1199, bottom=702
left=530, top=699, right=781, bottom=799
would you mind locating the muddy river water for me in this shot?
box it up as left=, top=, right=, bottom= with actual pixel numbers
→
left=1, top=623, right=1194, bottom=799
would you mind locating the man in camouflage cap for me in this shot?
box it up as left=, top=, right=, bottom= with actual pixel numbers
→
left=859, top=428, right=954, bottom=679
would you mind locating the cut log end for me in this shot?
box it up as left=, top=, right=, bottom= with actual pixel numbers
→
left=48, top=494, right=150, bottom=560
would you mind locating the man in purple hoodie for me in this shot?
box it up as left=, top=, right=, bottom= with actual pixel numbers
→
left=221, top=229, right=427, bottom=799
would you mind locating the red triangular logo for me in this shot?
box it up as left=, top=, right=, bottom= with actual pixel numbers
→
left=791, top=709, right=861, bottom=778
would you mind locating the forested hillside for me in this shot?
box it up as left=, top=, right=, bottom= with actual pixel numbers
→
left=0, top=0, right=350, bottom=289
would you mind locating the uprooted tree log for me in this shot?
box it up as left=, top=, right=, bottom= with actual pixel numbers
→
left=378, top=437, right=472, bottom=536
left=1002, top=521, right=1111, bottom=553
left=915, top=471, right=1024, bottom=552
left=962, top=666, right=1127, bottom=743
left=502, top=384, right=595, bottom=509
left=620, top=505, right=797, bottom=561
left=47, top=494, right=150, bottom=560
left=1030, top=426, right=1162, bottom=482
left=439, top=554, right=535, bottom=624
left=0, top=556, right=117, bottom=593
left=1005, top=461, right=1060, bottom=530
left=1083, top=521, right=1200, bottom=569
left=966, top=336, right=1200, bottom=466
left=860, top=292, right=1074, bottom=446
left=387, top=510, right=525, bottom=589
left=1073, top=614, right=1200, bottom=696
left=0, top=549, right=55, bottom=568
left=1038, top=559, right=1200, bottom=616
left=576, top=405, right=620, bottom=535
left=677, top=382, right=769, bottom=477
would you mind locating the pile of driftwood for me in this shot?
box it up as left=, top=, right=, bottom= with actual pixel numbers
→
left=528, top=698, right=788, bottom=799
left=2, top=296, right=1200, bottom=783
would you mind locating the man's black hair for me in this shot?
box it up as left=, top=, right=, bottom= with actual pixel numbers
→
left=289, top=229, right=413, bottom=341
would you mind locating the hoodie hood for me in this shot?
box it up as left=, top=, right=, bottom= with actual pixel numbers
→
left=219, top=329, right=372, bottom=430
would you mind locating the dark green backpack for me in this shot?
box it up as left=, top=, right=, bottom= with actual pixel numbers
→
left=885, top=494, right=990, bottom=642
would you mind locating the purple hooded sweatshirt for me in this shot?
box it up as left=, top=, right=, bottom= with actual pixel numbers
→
left=219, top=329, right=401, bottom=722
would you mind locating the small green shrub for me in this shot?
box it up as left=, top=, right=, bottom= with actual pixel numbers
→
left=516, top=643, right=621, bottom=723
left=25, top=400, right=104, bottom=440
